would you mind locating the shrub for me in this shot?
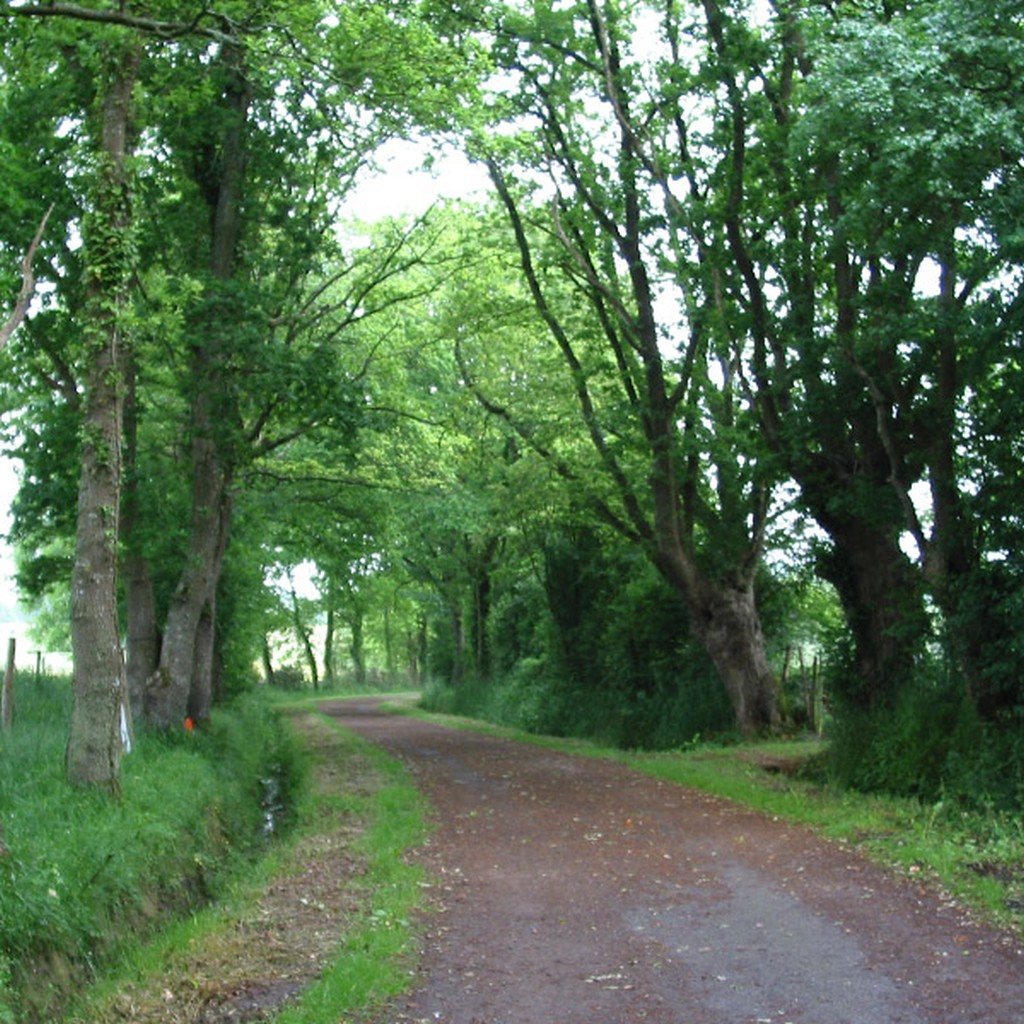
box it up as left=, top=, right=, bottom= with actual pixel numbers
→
left=826, top=666, right=1024, bottom=813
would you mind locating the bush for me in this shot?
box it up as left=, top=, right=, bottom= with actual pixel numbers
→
left=826, top=666, right=1024, bottom=813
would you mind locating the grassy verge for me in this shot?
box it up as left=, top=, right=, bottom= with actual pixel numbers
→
left=272, top=707, right=430, bottom=1024
left=0, top=677, right=303, bottom=1024
left=389, top=700, right=1024, bottom=936
left=63, top=698, right=431, bottom=1024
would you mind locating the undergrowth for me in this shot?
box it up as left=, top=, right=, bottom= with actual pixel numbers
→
left=0, top=675, right=304, bottom=1023
left=421, top=666, right=733, bottom=751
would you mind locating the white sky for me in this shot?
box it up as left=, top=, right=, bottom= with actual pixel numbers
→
left=343, top=137, right=489, bottom=220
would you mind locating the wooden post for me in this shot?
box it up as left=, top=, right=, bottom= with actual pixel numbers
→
left=2, top=637, right=15, bottom=732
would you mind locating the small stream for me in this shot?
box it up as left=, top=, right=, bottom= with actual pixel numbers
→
left=260, top=766, right=287, bottom=838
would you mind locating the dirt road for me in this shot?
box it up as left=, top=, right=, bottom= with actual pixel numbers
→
left=323, top=699, right=1024, bottom=1024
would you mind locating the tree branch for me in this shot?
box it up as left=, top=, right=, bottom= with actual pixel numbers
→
left=845, top=349, right=929, bottom=560
left=0, top=204, right=53, bottom=350
left=454, top=334, right=649, bottom=545
left=5, top=3, right=236, bottom=44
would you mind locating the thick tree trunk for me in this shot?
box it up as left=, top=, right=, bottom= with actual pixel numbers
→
left=794, top=433, right=930, bottom=712
left=649, top=447, right=779, bottom=735
left=188, top=601, right=216, bottom=721
left=919, top=248, right=1005, bottom=717
left=490, top=130, right=780, bottom=735
left=66, top=40, right=139, bottom=791
left=655, top=549, right=779, bottom=734
left=689, top=580, right=778, bottom=734
left=818, top=517, right=927, bottom=710
left=145, top=47, right=249, bottom=728
left=145, top=440, right=231, bottom=727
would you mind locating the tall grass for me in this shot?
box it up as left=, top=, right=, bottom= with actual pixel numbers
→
left=0, top=674, right=303, bottom=1023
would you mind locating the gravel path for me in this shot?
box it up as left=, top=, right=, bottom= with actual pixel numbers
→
left=323, top=698, right=1024, bottom=1024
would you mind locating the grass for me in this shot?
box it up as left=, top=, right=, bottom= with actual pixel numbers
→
left=0, top=676, right=303, bottom=1024
left=64, top=696, right=433, bottom=1024
left=272, top=707, right=430, bottom=1024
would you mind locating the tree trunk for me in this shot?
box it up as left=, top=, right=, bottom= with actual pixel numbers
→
left=124, top=552, right=159, bottom=714
left=188, top=600, right=216, bottom=721
left=648, top=432, right=779, bottom=735
left=448, top=602, right=466, bottom=686
left=288, top=572, right=319, bottom=688
left=792, top=421, right=930, bottom=712
left=145, top=46, right=250, bottom=728
left=145, top=435, right=232, bottom=728
left=323, top=605, right=336, bottom=688
left=469, top=536, right=499, bottom=681
left=66, top=39, right=139, bottom=791
left=383, top=602, right=397, bottom=681
left=818, top=517, right=927, bottom=710
left=407, top=618, right=427, bottom=687
left=349, top=610, right=367, bottom=689
left=122, top=339, right=159, bottom=714
left=261, top=637, right=277, bottom=686
left=689, top=580, right=778, bottom=734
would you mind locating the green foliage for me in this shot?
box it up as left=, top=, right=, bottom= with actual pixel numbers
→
left=424, top=526, right=735, bottom=749
left=2, top=0, right=1022, bottom=811
left=827, top=665, right=1024, bottom=813
left=0, top=677, right=304, bottom=1021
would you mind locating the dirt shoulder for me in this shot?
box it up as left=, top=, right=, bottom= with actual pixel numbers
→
left=70, top=709, right=379, bottom=1024
left=324, top=698, right=1024, bottom=1024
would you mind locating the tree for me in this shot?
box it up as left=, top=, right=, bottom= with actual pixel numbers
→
left=467, top=0, right=1023, bottom=740
left=1, top=6, right=145, bottom=788
left=466, top=0, right=781, bottom=732
left=799, top=0, right=1024, bottom=719
left=3, top=0, right=487, bottom=767
left=666, top=0, right=1024, bottom=719
left=136, top=6, right=485, bottom=725
left=65, top=32, right=141, bottom=789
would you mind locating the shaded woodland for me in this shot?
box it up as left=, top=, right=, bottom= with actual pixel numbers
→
left=1, top=0, right=1022, bottom=806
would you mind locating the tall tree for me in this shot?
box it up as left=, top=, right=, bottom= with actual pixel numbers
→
left=471, top=0, right=781, bottom=732
left=65, top=32, right=141, bottom=789
left=137, top=5, right=484, bottom=726
left=663, top=0, right=1024, bottom=716
left=801, top=0, right=1024, bottom=718
left=1, top=6, right=145, bottom=787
